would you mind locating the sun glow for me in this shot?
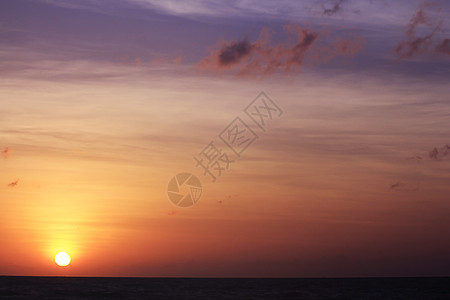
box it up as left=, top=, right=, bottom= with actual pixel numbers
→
left=55, top=252, right=71, bottom=267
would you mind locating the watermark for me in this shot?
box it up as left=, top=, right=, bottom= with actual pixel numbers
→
left=244, top=93, right=283, bottom=131
left=167, top=173, right=202, bottom=207
left=218, top=117, right=258, bottom=157
left=167, top=92, right=283, bottom=207
left=193, top=141, right=235, bottom=182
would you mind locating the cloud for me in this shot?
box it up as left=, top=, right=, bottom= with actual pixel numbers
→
left=7, top=179, right=19, bottom=187
left=116, top=55, right=184, bottom=68
left=406, top=155, right=423, bottom=162
left=390, top=181, right=420, bottom=192
left=308, top=36, right=365, bottom=65
left=1, top=147, right=11, bottom=159
left=394, top=1, right=443, bottom=59
left=217, top=194, right=239, bottom=204
left=429, top=144, right=450, bottom=161
left=136, top=57, right=142, bottom=67
left=435, top=38, right=450, bottom=56
left=150, top=56, right=183, bottom=66
left=322, top=0, right=345, bottom=16
left=172, top=56, right=183, bottom=65
left=199, top=24, right=363, bottom=77
left=218, top=39, right=253, bottom=66
left=395, top=35, right=435, bottom=59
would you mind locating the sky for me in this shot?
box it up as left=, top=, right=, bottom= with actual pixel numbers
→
left=0, top=0, right=450, bottom=277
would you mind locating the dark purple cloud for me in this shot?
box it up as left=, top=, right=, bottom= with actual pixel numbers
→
left=435, top=38, right=450, bottom=56
left=429, top=144, right=450, bottom=161
left=322, top=0, right=345, bottom=16
left=395, top=2, right=444, bottom=59
left=218, top=39, right=253, bottom=66
left=199, top=24, right=363, bottom=77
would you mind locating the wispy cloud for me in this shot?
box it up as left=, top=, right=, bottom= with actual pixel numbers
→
left=394, top=1, right=446, bottom=59
left=406, top=155, right=423, bottom=162
left=1, top=147, right=11, bottom=159
left=34, top=0, right=435, bottom=30
left=7, top=179, right=19, bottom=188
left=322, top=0, right=345, bottom=16
left=199, top=24, right=363, bottom=77
left=390, top=181, right=421, bottom=192
left=429, top=144, right=450, bottom=161
left=435, top=38, right=450, bottom=56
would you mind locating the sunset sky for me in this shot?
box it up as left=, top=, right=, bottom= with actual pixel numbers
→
left=1, top=0, right=450, bottom=277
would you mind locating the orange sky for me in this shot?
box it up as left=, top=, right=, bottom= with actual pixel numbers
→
left=1, top=0, right=450, bottom=277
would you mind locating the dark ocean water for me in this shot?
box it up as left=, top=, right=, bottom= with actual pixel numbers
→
left=0, top=277, right=449, bottom=300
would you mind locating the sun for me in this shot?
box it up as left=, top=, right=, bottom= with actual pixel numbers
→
left=55, top=252, right=71, bottom=267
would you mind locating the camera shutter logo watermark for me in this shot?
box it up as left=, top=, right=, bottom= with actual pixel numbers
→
left=167, top=173, right=202, bottom=207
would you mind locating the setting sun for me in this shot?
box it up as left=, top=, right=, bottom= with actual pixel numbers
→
left=55, top=252, right=71, bottom=267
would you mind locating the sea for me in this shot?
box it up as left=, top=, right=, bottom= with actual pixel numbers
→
left=0, top=277, right=449, bottom=299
